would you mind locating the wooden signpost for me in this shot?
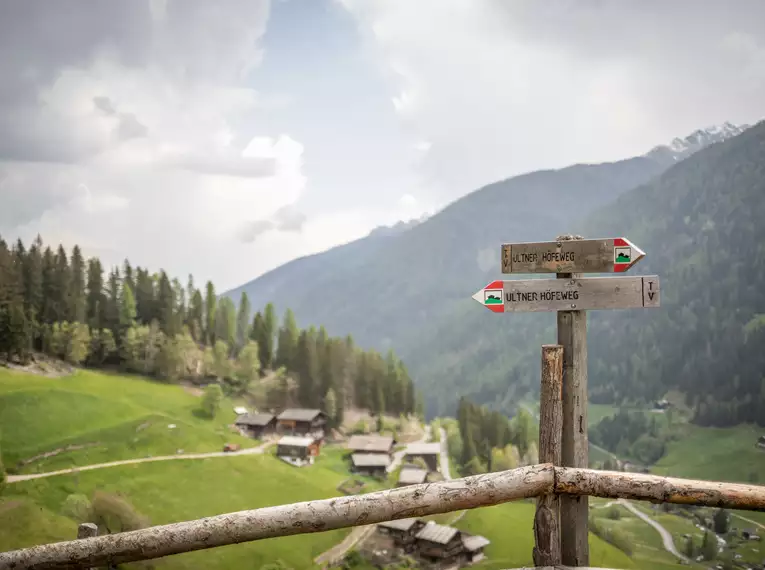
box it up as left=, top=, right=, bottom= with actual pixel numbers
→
left=473, top=235, right=659, bottom=568
left=501, top=237, right=645, bottom=274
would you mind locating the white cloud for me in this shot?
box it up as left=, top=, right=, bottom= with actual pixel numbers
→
left=339, top=0, right=765, bottom=206
left=0, top=1, right=317, bottom=289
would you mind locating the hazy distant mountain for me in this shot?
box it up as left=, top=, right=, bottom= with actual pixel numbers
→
left=224, top=122, right=759, bottom=417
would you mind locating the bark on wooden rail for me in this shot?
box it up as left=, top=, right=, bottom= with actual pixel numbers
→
left=3, top=464, right=765, bottom=570
left=533, top=345, right=563, bottom=567
left=0, top=464, right=554, bottom=570
left=555, top=467, right=765, bottom=510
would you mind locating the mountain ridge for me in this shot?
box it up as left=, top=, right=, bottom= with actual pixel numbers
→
left=223, top=121, right=763, bottom=418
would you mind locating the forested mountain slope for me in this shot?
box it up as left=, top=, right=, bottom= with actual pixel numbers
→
left=225, top=125, right=749, bottom=417
left=581, top=120, right=765, bottom=425
left=227, top=155, right=668, bottom=355
left=415, top=120, right=765, bottom=422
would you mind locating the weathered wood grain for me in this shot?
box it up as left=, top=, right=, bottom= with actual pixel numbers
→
left=555, top=468, right=765, bottom=510
left=533, top=345, right=563, bottom=567
left=75, top=525, right=97, bottom=570
left=500, top=276, right=660, bottom=312
left=0, top=465, right=554, bottom=570
left=501, top=238, right=645, bottom=274
left=4, top=464, right=765, bottom=569
left=556, top=240, right=590, bottom=568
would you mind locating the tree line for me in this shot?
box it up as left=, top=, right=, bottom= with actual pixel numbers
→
left=0, top=235, right=421, bottom=425
left=438, top=397, right=538, bottom=476
left=590, top=408, right=669, bottom=466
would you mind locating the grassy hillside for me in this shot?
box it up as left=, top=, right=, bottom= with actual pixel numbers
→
left=0, top=455, right=352, bottom=569
left=456, top=501, right=635, bottom=570
left=0, top=368, right=256, bottom=474
left=651, top=422, right=765, bottom=528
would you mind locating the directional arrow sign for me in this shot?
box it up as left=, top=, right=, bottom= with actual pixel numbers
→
left=501, top=237, right=646, bottom=274
left=472, top=276, right=660, bottom=313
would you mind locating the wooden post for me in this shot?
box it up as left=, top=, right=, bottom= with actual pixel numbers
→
left=533, top=345, right=563, bottom=566
left=77, top=523, right=98, bottom=570
left=556, top=234, right=589, bottom=567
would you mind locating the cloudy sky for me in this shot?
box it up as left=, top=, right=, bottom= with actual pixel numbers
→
left=1, top=0, right=764, bottom=291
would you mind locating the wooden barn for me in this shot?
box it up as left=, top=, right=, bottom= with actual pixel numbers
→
left=403, top=442, right=441, bottom=472
left=414, top=522, right=465, bottom=567
left=276, top=435, right=321, bottom=466
left=350, top=453, right=390, bottom=477
left=347, top=434, right=395, bottom=456
left=234, top=413, right=276, bottom=439
left=376, top=518, right=427, bottom=552
left=276, top=408, right=328, bottom=439
left=396, top=466, right=428, bottom=487
left=461, top=533, right=490, bottom=564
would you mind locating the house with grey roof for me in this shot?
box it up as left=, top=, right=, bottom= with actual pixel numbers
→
left=276, top=435, right=321, bottom=467
left=396, top=466, right=428, bottom=487
left=415, top=522, right=464, bottom=567
left=234, top=412, right=276, bottom=439
left=347, top=434, right=396, bottom=455
left=376, top=518, right=427, bottom=551
left=276, top=408, right=327, bottom=439
left=403, top=442, right=441, bottom=472
left=375, top=518, right=491, bottom=568
left=350, top=452, right=390, bottom=477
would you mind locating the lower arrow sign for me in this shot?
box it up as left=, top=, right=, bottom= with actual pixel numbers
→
left=472, top=276, right=660, bottom=313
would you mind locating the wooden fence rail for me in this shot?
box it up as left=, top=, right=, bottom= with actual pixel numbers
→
left=2, top=465, right=764, bottom=570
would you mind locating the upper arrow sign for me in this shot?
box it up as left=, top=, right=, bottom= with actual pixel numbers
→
left=500, top=237, right=645, bottom=274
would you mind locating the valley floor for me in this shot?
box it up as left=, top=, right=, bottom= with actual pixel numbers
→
left=2, top=368, right=764, bottom=570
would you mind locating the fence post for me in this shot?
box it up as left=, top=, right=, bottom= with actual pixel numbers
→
left=77, top=523, right=98, bottom=570
left=533, top=344, right=563, bottom=566
left=556, top=234, right=589, bottom=567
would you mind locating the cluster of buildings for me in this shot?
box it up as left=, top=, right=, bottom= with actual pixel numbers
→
left=234, top=408, right=329, bottom=467
left=375, top=518, right=490, bottom=568
left=345, top=435, right=444, bottom=486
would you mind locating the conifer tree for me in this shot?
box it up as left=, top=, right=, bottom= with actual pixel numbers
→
left=296, top=329, right=320, bottom=407
left=105, top=268, right=121, bottom=335
left=157, top=271, right=175, bottom=336
left=23, top=236, right=43, bottom=328
left=40, top=246, right=56, bottom=324
left=188, top=288, right=204, bottom=342
left=53, top=245, right=71, bottom=322
left=262, top=302, right=277, bottom=369
left=122, top=260, right=134, bottom=297
left=204, top=281, right=217, bottom=345
left=236, top=292, right=251, bottom=350
left=86, top=258, right=105, bottom=330
left=70, top=245, right=86, bottom=323
left=119, top=283, right=137, bottom=331
left=214, top=297, right=236, bottom=350
left=275, top=308, right=299, bottom=372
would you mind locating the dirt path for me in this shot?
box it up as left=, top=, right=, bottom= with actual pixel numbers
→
left=617, top=499, right=689, bottom=563
left=315, top=424, right=442, bottom=567
left=6, top=441, right=275, bottom=483
left=314, top=525, right=376, bottom=568
left=387, top=425, right=431, bottom=473
left=732, top=512, right=765, bottom=530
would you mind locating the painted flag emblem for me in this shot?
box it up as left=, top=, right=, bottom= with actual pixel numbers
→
left=613, top=237, right=645, bottom=272
left=472, top=281, right=505, bottom=313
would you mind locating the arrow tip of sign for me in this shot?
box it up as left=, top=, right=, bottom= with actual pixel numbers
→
left=615, top=237, right=646, bottom=272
